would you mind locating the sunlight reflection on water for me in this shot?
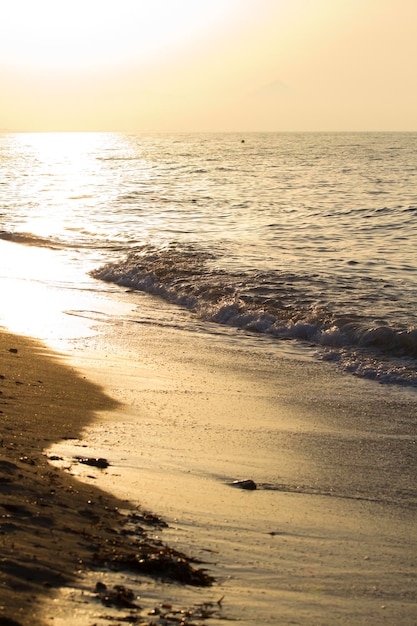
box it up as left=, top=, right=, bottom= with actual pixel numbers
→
left=0, top=239, right=110, bottom=341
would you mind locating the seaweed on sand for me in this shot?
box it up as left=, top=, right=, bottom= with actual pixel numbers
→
left=94, top=512, right=214, bottom=587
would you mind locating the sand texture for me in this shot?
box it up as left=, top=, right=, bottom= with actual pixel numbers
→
left=49, top=321, right=417, bottom=626
left=1, top=318, right=417, bottom=625
left=0, top=331, right=214, bottom=626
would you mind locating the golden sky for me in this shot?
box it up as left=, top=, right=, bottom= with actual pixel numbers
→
left=1, top=0, right=416, bottom=132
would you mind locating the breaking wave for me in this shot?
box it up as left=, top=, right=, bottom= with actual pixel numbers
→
left=91, top=244, right=417, bottom=387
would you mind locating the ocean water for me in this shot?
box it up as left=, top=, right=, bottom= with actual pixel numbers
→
left=1, top=131, right=416, bottom=386
left=2, top=132, right=417, bottom=624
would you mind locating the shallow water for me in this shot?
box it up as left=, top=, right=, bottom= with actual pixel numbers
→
left=1, top=132, right=417, bottom=624
left=1, top=131, right=416, bottom=385
left=1, top=235, right=416, bottom=624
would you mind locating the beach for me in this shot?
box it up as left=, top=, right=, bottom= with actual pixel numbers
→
left=0, top=329, right=217, bottom=626
left=51, top=313, right=417, bottom=626
left=1, top=309, right=416, bottom=625
left=0, top=131, right=416, bottom=624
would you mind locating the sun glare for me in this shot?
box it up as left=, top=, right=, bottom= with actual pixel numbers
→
left=13, top=132, right=104, bottom=240
left=2, top=0, right=236, bottom=72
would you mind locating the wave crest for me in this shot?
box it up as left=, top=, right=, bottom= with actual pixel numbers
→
left=91, top=244, right=417, bottom=386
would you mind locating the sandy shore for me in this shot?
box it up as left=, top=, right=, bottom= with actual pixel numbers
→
left=0, top=330, right=216, bottom=626
left=1, top=307, right=417, bottom=625
left=43, top=316, right=417, bottom=626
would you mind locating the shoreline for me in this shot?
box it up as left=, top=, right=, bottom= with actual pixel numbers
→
left=1, top=302, right=417, bottom=624
left=0, top=329, right=217, bottom=626
left=44, top=316, right=417, bottom=625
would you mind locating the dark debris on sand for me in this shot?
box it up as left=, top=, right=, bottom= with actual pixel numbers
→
left=82, top=510, right=214, bottom=588
left=93, top=582, right=224, bottom=624
left=0, top=450, right=215, bottom=625
left=0, top=336, right=217, bottom=626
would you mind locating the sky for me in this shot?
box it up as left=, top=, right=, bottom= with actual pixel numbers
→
left=1, top=0, right=416, bottom=132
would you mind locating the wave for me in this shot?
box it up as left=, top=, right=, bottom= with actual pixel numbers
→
left=0, top=229, right=128, bottom=254
left=0, top=230, right=65, bottom=249
left=91, top=244, right=417, bottom=387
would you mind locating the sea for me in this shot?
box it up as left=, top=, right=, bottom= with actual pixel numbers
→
left=1, top=131, right=417, bottom=624
left=1, top=131, right=416, bottom=386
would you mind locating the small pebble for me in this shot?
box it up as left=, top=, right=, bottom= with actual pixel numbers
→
left=231, top=479, right=257, bottom=490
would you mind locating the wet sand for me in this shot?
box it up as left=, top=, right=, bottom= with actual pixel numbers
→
left=45, top=318, right=417, bottom=626
left=1, top=311, right=417, bottom=625
left=0, top=330, right=216, bottom=626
